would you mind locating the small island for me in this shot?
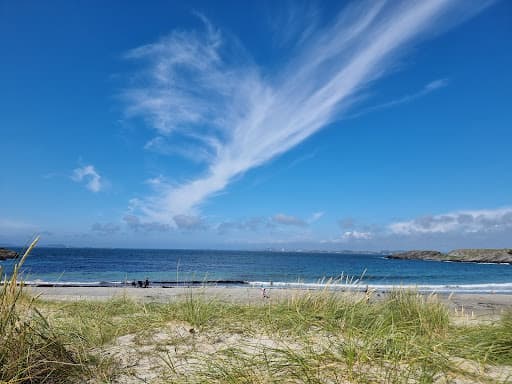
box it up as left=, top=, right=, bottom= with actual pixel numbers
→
left=388, top=249, right=512, bottom=264
left=0, top=248, right=19, bottom=261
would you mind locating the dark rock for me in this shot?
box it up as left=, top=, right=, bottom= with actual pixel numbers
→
left=0, top=248, right=19, bottom=260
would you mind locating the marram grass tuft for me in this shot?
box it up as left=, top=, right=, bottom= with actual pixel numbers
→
left=0, top=237, right=86, bottom=383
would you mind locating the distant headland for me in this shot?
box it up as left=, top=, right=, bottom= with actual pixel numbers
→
left=387, top=249, right=512, bottom=264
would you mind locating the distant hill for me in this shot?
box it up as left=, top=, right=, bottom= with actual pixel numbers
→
left=388, top=249, right=512, bottom=264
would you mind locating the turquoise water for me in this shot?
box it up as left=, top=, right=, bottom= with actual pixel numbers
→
left=1, top=247, right=511, bottom=292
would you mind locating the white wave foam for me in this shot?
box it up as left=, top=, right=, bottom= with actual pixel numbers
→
left=14, top=279, right=512, bottom=293
left=248, top=281, right=512, bottom=293
left=442, top=260, right=511, bottom=265
left=23, top=280, right=121, bottom=286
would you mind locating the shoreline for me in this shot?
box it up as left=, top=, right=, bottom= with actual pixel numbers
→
left=19, top=279, right=512, bottom=295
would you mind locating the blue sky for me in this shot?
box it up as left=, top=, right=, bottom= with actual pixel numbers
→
left=1, top=0, right=511, bottom=250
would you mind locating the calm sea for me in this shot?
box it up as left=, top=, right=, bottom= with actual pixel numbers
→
left=1, top=247, right=511, bottom=293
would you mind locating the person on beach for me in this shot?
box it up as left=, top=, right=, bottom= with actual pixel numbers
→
left=261, top=288, right=270, bottom=299
left=144, top=278, right=149, bottom=288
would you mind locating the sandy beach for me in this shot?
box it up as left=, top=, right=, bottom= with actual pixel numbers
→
left=29, top=285, right=512, bottom=320
left=1, top=282, right=506, bottom=383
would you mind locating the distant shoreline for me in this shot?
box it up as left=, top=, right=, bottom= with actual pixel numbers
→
left=2, top=245, right=393, bottom=255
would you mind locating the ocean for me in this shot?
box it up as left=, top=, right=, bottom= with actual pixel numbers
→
left=1, top=247, right=511, bottom=293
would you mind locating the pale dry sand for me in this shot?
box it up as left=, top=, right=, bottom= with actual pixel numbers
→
left=29, top=286, right=310, bottom=305
left=29, top=286, right=512, bottom=320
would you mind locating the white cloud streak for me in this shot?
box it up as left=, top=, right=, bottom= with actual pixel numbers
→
left=389, top=207, right=512, bottom=235
left=347, top=78, right=449, bottom=118
left=124, top=0, right=488, bottom=224
left=72, top=165, right=103, bottom=193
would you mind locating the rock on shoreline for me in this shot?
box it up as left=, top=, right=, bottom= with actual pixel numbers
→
left=388, top=249, right=512, bottom=264
left=0, top=248, right=19, bottom=261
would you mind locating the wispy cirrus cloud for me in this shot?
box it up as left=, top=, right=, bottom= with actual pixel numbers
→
left=268, top=1, right=320, bottom=48
left=72, top=165, right=103, bottom=193
left=347, top=78, right=449, bottom=118
left=123, top=0, right=489, bottom=224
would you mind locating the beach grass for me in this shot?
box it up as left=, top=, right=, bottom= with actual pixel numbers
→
left=34, top=289, right=512, bottom=383
left=451, top=308, right=512, bottom=365
left=0, top=237, right=89, bottom=383
left=2, top=245, right=511, bottom=383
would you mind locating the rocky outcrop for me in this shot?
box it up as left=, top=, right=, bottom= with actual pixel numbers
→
left=447, top=249, right=512, bottom=263
left=388, top=249, right=512, bottom=264
left=387, top=250, right=444, bottom=261
left=0, top=248, right=19, bottom=260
